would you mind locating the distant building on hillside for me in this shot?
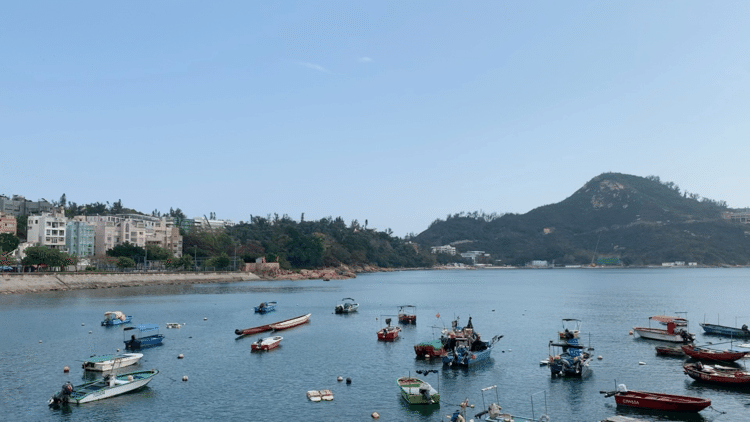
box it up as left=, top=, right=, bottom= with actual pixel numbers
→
left=431, top=245, right=456, bottom=255
left=26, top=209, right=68, bottom=250
left=0, top=212, right=17, bottom=235
left=0, top=195, right=54, bottom=216
left=66, top=220, right=95, bottom=256
left=724, top=209, right=750, bottom=223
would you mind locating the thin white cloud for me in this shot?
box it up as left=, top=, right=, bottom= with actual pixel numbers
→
left=358, top=57, right=373, bottom=63
left=298, top=62, right=329, bottom=73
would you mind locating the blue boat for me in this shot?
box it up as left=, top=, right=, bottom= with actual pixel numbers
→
left=123, top=324, right=164, bottom=350
left=547, top=318, right=592, bottom=377
left=441, top=317, right=502, bottom=366
left=254, top=301, right=277, bottom=314
left=700, top=322, right=750, bottom=338
left=101, top=311, right=132, bottom=326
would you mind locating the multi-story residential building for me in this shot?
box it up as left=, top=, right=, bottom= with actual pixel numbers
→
left=431, top=245, right=457, bottom=255
left=191, top=216, right=236, bottom=231
left=0, top=212, right=17, bottom=235
left=81, top=214, right=182, bottom=257
left=65, top=220, right=95, bottom=256
left=26, top=209, right=68, bottom=250
left=0, top=195, right=54, bottom=216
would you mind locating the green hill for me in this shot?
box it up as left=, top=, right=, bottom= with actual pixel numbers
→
left=414, top=173, right=750, bottom=266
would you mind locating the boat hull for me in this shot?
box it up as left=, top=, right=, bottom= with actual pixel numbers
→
left=700, top=323, right=750, bottom=338
left=101, top=316, right=132, bottom=326
left=378, top=327, right=401, bottom=341
left=684, top=363, right=750, bottom=385
left=49, top=369, right=158, bottom=406
left=613, top=390, right=710, bottom=412
left=681, top=344, right=748, bottom=362
left=269, top=313, right=311, bottom=331
left=549, top=353, right=591, bottom=377
left=655, top=346, right=685, bottom=357
left=399, top=315, right=416, bottom=324
left=124, top=335, right=164, bottom=350
left=632, top=327, right=692, bottom=343
left=442, top=342, right=492, bottom=366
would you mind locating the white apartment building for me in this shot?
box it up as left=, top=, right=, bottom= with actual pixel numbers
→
left=27, top=209, right=68, bottom=250
left=81, top=214, right=182, bottom=257
left=431, top=245, right=457, bottom=255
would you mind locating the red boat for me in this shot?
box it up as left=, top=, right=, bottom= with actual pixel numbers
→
left=684, top=362, right=750, bottom=385
left=235, top=313, right=311, bottom=336
left=251, top=335, right=283, bottom=351
left=681, top=344, right=748, bottom=362
left=398, top=305, right=417, bottom=324
left=377, top=318, right=401, bottom=341
left=601, top=385, right=711, bottom=413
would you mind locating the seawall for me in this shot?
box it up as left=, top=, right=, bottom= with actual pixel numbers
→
left=0, top=272, right=262, bottom=295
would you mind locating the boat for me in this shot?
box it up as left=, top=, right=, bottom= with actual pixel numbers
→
left=632, top=315, right=695, bottom=343
left=474, top=385, right=549, bottom=422
left=548, top=318, right=592, bottom=377
left=48, top=369, right=158, bottom=406
left=655, top=345, right=685, bottom=357
left=82, top=353, right=143, bottom=372
left=398, top=305, right=417, bottom=324
left=269, top=313, right=311, bottom=331
left=334, top=298, right=358, bottom=314
left=101, top=311, right=131, bottom=326
left=165, top=322, right=181, bottom=329
left=681, top=344, right=749, bottom=362
left=254, top=301, right=277, bottom=314
left=377, top=318, right=401, bottom=341
left=684, top=362, right=750, bottom=385
left=442, top=317, right=502, bottom=366
left=414, top=339, right=445, bottom=358
left=600, top=384, right=711, bottom=412
left=123, top=324, right=164, bottom=350
left=397, top=370, right=440, bottom=405
left=251, top=335, right=283, bottom=351
left=700, top=322, right=750, bottom=338
left=234, top=313, right=311, bottom=337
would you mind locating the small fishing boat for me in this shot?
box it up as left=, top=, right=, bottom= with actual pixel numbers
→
left=398, top=305, right=417, bottom=324
left=655, top=345, right=685, bottom=357
left=632, top=315, right=694, bottom=343
left=235, top=323, right=272, bottom=337
left=683, top=362, right=750, bottom=385
left=700, top=322, right=750, bottom=338
left=600, top=384, right=711, bottom=412
left=101, top=311, right=131, bottom=326
left=251, top=336, right=283, bottom=351
left=82, top=353, right=143, bottom=372
left=123, top=324, right=164, bottom=350
left=269, top=313, right=311, bottom=331
left=442, top=317, right=502, bottom=367
left=254, top=301, right=277, bottom=314
left=48, top=369, right=158, bottom=406
left=681, top=344, right=748, bottom=362
left=306, top=390, right=321, bottom=402
left=548, top=318, right=592, bottom=377
left=397, top=370, right=440, bottom=405
left=474, top=385, right=549, bottom=422
left=378, top=318, right=401, bottom=341
left=334, top=298, right=358, bottom=314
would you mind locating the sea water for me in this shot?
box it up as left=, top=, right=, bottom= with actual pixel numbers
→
left=1, top=268, right=749, bottom=421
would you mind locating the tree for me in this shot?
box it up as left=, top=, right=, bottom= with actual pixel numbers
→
left=0, top=233, right=20, bottom=254
left=116, top=256, right=136, bottom=270
left=59, top=193, right=66, bottom=208
left=145, top=245, right=171, bottom=260
left=107, top=243, right=146, bottom=263
left=21, top=246, right=68, bottom=268
left=208, top=253, right=231, bottom=269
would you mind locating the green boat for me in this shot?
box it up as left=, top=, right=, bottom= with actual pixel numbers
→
left=397, top=372, right=440, bottom=405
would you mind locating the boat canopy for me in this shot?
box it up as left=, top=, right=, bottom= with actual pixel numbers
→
left=650, top=315, right=687, bottom=323
left=123, top=324, right=160, bottom=339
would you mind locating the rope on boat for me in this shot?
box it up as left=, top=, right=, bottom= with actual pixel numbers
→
left=708, top=405, right=727, bottom=414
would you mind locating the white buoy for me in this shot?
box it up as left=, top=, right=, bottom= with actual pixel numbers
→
left=81, top=323, right=85, bottom=326
left=629, top=330, right=633, bottom=335
left=203, top=317, right=207, bottom=321
left=63, top=366, right=69, bottom=373
left=89, top=331, right=92, bottom=334
left=598, top=355, right=603, bottom=360
left=639, top=361, right=646, bottom=365
left=116, top=349, right=120, bottom=352
left=182, top=375, right=188, bottom=381
left=337, top=376, right=343, bottom=382
left=39, top=340, right=42, bottom=343
left=178, top=354, right=184, bottom=359
left=371, top=412, right=379, bottom=419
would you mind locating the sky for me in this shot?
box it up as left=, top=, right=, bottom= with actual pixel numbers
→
left=2, top=1, right=750, bottom=237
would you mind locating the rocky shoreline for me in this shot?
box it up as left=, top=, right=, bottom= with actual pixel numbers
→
left=0, top=264, right=404, bottom=295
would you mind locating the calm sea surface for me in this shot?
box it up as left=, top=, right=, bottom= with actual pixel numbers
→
left=2, top=268, right=750, bottom=422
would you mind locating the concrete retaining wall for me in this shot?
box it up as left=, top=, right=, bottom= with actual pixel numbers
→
left=0, top=271, right=261, bottom=294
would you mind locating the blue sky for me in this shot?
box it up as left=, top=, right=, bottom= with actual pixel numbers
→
left=3, top=1, right=749, bottom=236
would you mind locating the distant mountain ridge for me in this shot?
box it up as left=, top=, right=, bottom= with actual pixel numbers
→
left=414, top=173, right=750, bottom=266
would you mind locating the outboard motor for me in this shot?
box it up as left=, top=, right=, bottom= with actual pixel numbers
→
left=48, top=382, right=73, bottom=407
left=679, top=329, right=694, bottom=343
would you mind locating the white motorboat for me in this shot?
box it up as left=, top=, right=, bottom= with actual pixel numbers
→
left=48, top=369, right=158, bottom=406
left=82, top=353, right=143, bottom=372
